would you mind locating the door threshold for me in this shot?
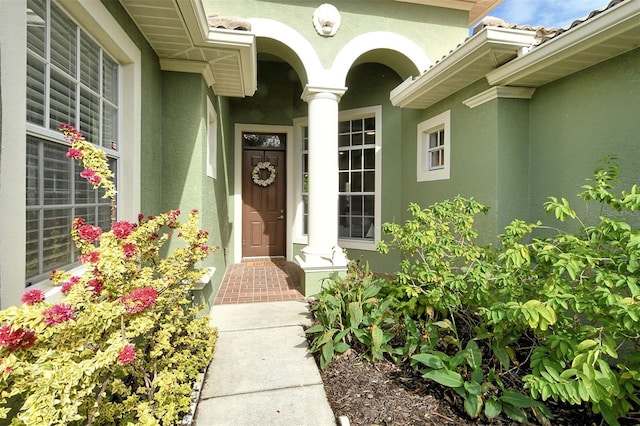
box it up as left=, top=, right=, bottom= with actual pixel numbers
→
left=241, top=257, right=286, bottom=266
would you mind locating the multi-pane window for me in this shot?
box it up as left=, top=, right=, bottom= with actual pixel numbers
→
left=417, top=110, right=450, bottom=182
left=338, top=117, right=376, bottom=240
left=301, top=127, right=309, bottom=234
left=25, top=0, right=119, bottom=284
left=299, top=110, right=378, bottom=243
left=427, top=127, right=445, bottom=170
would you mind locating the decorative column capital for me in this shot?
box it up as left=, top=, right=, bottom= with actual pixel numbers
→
left=301, top=85, right=347, bottom=103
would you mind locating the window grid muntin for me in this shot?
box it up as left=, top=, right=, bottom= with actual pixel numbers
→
left=427, top=127, right=445, bottom=170
left=417, top=110, right=450, bottom=182
left=301, top=127, right=309, bottom=235
left=26, top=136, right=114, bottom=283
left=300, top=115, right=377, bottom=241
left=25, top=0, right=119, bottom=284
left=338, top=117, right=376, bottom=241
left=27, top=0, right=119, bottom=150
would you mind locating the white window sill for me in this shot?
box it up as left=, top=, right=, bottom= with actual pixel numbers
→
left=339, top=239, right=377, bottom=252
left=193, top=267, right=216, bottom=291
left=28, top=264, right=88, bottom=304
left=293, top=236, right=378, bottom=252
left=30, top=265, right=215, bottom=304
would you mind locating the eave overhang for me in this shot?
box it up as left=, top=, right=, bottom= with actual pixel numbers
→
left=393, top=0, right=503, bottom=25
left=118, top=0, right=257, bottom=97
left=390, top=27, right=539, bottom=109
left=486, top=0, right=640, bottom=87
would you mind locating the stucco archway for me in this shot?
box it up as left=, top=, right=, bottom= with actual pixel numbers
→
left=249, top=20, right=430, bottom=91
left=236, top=19, right=433, bottom=294
left=248, top=18, right=319, bottom=87
left=330, top=31, right=431, bottom=88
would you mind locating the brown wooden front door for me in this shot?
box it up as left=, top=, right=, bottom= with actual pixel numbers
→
left=242, top=134, right=286, bottom=258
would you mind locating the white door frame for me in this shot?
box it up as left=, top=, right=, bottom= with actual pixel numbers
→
left=233, top=123, right=294, bottom=262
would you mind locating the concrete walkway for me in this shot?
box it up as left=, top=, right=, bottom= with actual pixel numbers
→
left=193, top=301, right=336, bottom=426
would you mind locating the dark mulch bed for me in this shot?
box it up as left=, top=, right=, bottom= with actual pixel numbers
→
left=319, top=349, right=472, bottom=425
left=318, top=349, right=608, bottom=426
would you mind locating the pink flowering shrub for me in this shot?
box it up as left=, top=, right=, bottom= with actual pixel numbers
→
left=59, top=123, right=116, bottom=199
left=120, top=287, right=158, bottom=314
left=111, top=220, right=135, bottom=240
left=117, top=344, right=136, bottom=365
left=0, top=326, right=36, bottom=353
left=0, top=126, right=218, bottom=425
left=41, top=303, right=76, bottom=326
left=77, top=223, right=103, bottom=243
left=20, top=290, right=44, bottom=306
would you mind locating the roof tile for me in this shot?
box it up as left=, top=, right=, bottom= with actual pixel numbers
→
left=472, top=0, right=628, bottom=46
left=207, top=15, right=251, bottom=31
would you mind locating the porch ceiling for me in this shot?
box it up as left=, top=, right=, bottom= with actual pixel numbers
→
left=393, top=0, right=502, bottom=25
left=118, top=0, right=256, bottom=97
left=390, top=27, right=539, bottom=109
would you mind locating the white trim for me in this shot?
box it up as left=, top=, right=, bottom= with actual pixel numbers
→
left=160, top=59, right=215, bottom=88
left=248, top=18, right=322, bottom=86
left=1, top=0, right=27, bottom=307
left=60, top=0, right=142, bottom=223
left=390, top=27, right=538, bottom=109
left=292, top=117, right=309, bottom=246
left=0, top=0, right=141, bottom=307
left=417, top=110, right=451, bottom=182
left=293, top=106, right=383, bottom=252
left=233, top=124, right=294, bottom=262
left=206, top=99, right=218, bottom=179
left=486, top=0, right=640, bottom=87
left=463, top=86, right=536, bottom=108
left=331, top=32, right=431, bottom=85
left=175, top=0, right=257, bottom=96
left=338, top=106, right=382, bottom=251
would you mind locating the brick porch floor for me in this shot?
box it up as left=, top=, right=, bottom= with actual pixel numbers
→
left=213, top=258, right=305, bottom=305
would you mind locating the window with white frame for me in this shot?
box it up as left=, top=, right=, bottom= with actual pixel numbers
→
left=206, top=99, right=217, bottom=179
left=300, top=126, right=309, bottom=235
left=417, top=110, right=450, bottom=182
left=25, top=0, right=120, bottom=284
left=298, top=106, right=381, bottom=249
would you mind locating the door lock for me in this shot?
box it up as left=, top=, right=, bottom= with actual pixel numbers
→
left=276, top=210, right=285, bottom=220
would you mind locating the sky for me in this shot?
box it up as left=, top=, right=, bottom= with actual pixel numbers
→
left=486, top=0, right=613, bottom=28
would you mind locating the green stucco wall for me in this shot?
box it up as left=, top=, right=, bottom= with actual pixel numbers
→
left=496, top=98, right=530, bottom=229
left=204, top=0, right=468, bottom=72
left=339, top=63, right=405, bottom=272
left=161, top=72, right=206, bottom=213
left=204, top=94, right=233, bottom=298
left=100, top=0, right=165, bottom=216
left=161, top=73, right=228, bottom=306
left=229, top=61, right=305, bottom=125
left=396, top=47, right=640, bottom=250
left=528, top=47, right=640, bottom=229
left=399, top=80, right=501, bottom=244
left=102, top=1, right=232, bottom=307
left=211, top=95, right=235, bottom=266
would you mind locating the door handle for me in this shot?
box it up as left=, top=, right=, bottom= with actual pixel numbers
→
left=277, top=210, right=285, bottom=220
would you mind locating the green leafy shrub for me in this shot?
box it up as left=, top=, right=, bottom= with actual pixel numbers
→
left=306, top=261, right=396, bottom=368
left=308, top=160, right=640, bottom=425
left=495, top=159, right=640, bottom=425
left=376, top=196, right=550, bottom=423
left=0, top=125, right=217, bottom=425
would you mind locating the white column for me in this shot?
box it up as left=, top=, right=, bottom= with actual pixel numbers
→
left=298, top=85, right=348, bottom=268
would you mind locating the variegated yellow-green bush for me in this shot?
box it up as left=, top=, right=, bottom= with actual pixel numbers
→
left=0, top=126, right=217, bottom=425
